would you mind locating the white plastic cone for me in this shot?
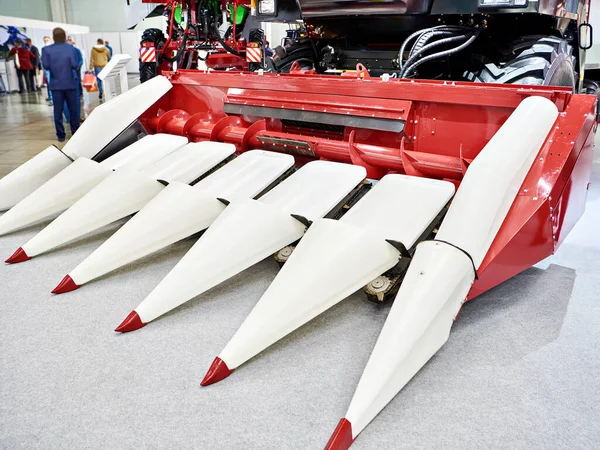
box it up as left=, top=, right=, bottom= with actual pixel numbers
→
left=121, top=161, right=366, bottom=330
left=62, top=75, right=172, bottom=160
left=21, top=168, right=165, bottom=258
left=343, top=241, right=474, bottom=439
left=135, top=197, right=307, bottom=324
left=19, top=142, right=235, bottom=258
left=0, top=146, right=71, bottom=211
left=329, top=96, right=559, bottom=449
left=0, top=158, right=111, bottom=236
left=191, top=150, right=294, bottom=201
left=0, top=134, right=188, bottom=236
left=66, top=151, right=294, bottom=287
left=215, top=175, right=455, bottom=374
left=219, top=219, right=400, bottom=370
left=101, top=133, right=189, bottom=171
left=70, top=183, right=223, bottom=286
left=148, top=141, right=235, bottom=183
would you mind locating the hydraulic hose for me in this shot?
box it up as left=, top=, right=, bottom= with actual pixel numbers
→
left=401, top=33, right=471, bottom=78
left=409, top=31, right=434, bottom=59
left=162, top=33, right=189, bottom=63
left=409, top=30, right=453, bottom=59
left=402, top=30, right=481, bottom=78
left=212, top=20, right=241, bottom=56
left=399, top=27, right=438, bottom=70
left=399, top=25, right=475, bottom=70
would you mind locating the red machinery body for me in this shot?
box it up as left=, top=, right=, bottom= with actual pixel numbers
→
left=142, top=0, right=253, bottom=74
left=139, top=70, right=597, bottom=300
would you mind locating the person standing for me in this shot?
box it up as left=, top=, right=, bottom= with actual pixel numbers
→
left=42, top=36, right=53, bottom=103
left=66, top=37, right=85, bottom=122
left=265, top=41, right=274, bottom=58
left=8, top=40, right=35, bottom=93
left=105, top=41, right=113, bottom=59
left=89, top=38, right=110, bottom=100
left=61, top=37, right=83, bottom=124
left=41, top=28, right=80, bottom=142
left=67, top=38, right=84, bottom=99
left=24, top=38, right=41, bottom=91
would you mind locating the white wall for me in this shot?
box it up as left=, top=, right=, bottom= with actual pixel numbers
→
left=120, top=31, right=142, bottom=73
left=65, top=0, right=127, bottom=32
left=0, top=0, right=53, bottom=21
left=263, top=22, right=293, bottom=49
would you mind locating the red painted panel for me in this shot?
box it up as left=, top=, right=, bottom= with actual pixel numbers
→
left=411, top=102, right=514, bottom=159
left=468, top=198, right=554, bottom=300
left=205, top=53, right=247, bottom=71
left=552, top=129, right=596, bottom=248
left=469, top=95, right=597, bottom=299
left=169, top=71, right=572, bottom=110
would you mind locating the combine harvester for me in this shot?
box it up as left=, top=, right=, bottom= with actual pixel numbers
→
left=0, top=0, right=597, bottom=448
left=0, top=73, right=596, bottom=450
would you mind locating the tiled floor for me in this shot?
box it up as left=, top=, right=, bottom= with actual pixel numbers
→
left=0, top=76, right=140, bottom=177
left=0, top=89, right=97, bottom=177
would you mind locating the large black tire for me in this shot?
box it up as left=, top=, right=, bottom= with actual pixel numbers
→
left=272, top=38, right=317, bottom=73
left=139, top=62, right=158, bottom=83
left=467, top=36, right=576, bottom=90
left=139, top=28, right=165, bottom=83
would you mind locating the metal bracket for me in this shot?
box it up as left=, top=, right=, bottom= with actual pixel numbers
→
left=256, top=136, right=316, bottom=157
left=291, top=214, right=312, bottom=229
left=385, top=240, right=412, bottom=259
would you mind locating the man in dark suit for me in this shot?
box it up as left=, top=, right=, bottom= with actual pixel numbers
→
left=41, top=28, right=80, bottom=142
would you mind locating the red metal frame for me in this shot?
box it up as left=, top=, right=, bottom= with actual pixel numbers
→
left=143, top=0, right=252, bottom=73
left=139, top=70, right=596, bottom=300
left=205, top=52, right=248, bottom=70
